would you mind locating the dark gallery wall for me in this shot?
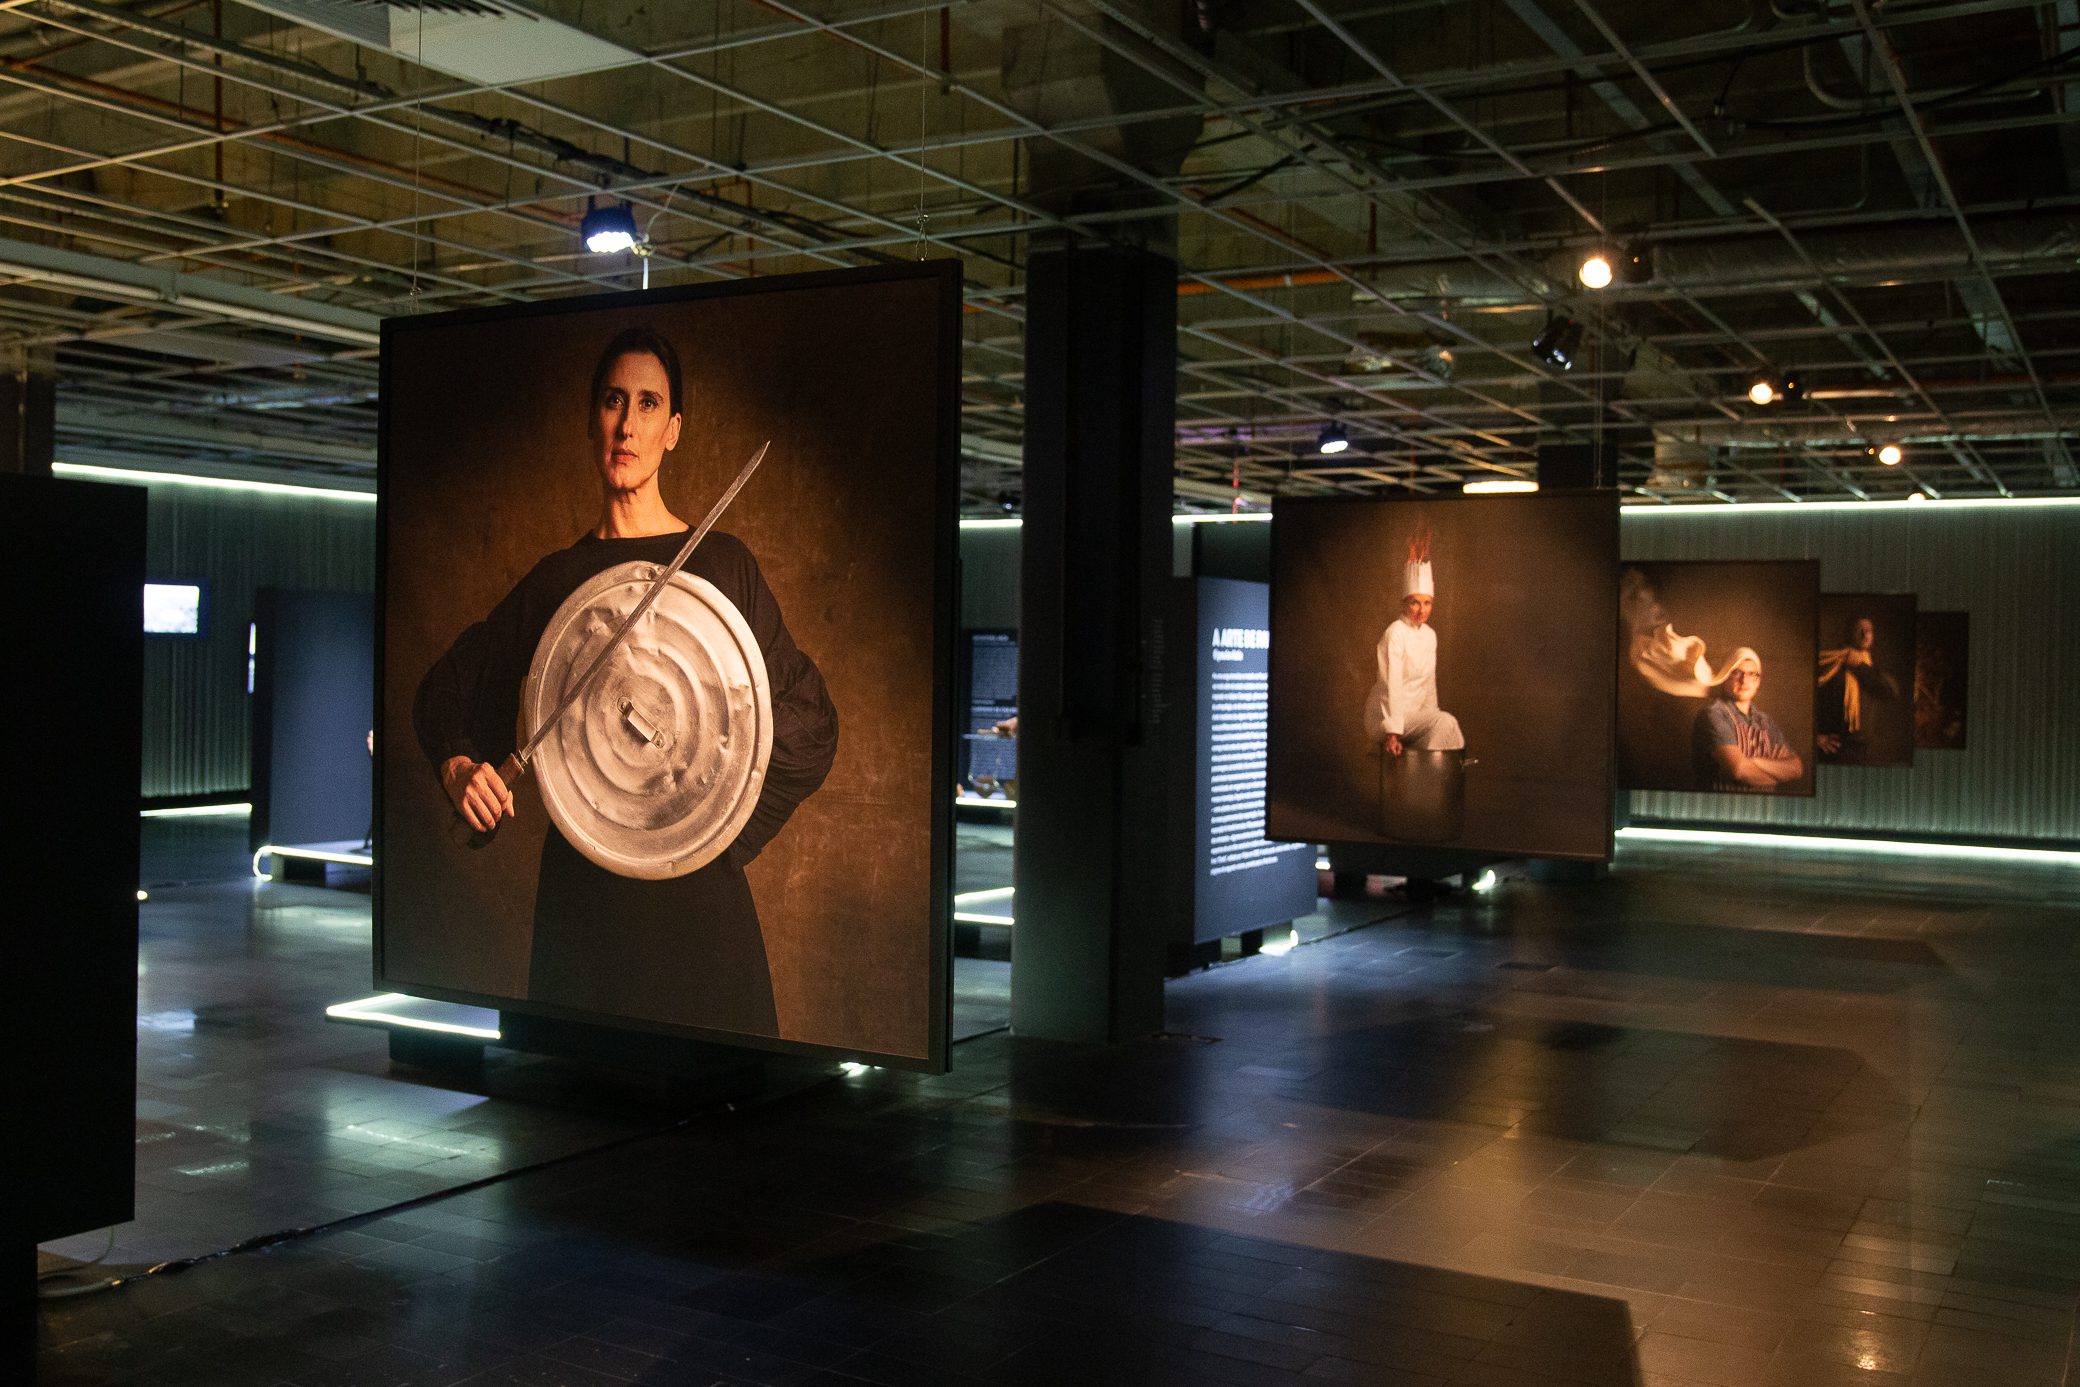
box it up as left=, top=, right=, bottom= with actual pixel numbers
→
left=114, top=476, right=376, bottom=799
left=1063, top=504, right=2078, bottom=846
left=1624, top=504, right=2080, bottom=844
left=959, top=523, right=1020, bottom=629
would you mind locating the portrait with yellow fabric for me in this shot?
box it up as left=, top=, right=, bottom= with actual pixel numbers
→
left=1815, top=591, right=1917, bottom=769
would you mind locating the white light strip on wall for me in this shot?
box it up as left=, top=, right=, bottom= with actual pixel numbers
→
left=1617, top=826, right=2080, bottom=865
left=958, top=496, right=2080, bottom=529
left=324, top=993, right=502, bottom=1040
left=1624, top=495, right=2080, bottom=516
left=141, top=802, right=251, bottom=819
left=252, top=844, right=375, bottom=878
left=54, top=462, right=377, bottom=504
left=957, top=513, right=1275, bottom=530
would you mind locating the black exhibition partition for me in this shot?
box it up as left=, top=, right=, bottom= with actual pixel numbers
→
left=1162, top=578, right=1317, bottom=953
left=251, top=589, right=375, bottom=851
left=4, top=475, right=143, bottom=1248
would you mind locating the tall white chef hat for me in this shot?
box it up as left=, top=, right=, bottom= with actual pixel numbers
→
left=1402, top=531, right=1434, bottom=598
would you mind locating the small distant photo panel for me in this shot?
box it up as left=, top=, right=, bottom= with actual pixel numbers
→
left=1618, top=560, right=1818, bottom=796
left=1914, top=611, right=1970, bottom=750
left=1815, top=592, right=1916, bottom=769
left=378, top=262, right=958, bottom=1071
left=1267, top=491, right=1619, bottom=861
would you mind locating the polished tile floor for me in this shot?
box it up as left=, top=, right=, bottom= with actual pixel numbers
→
left=39, top=832, right=2080, bottom=1386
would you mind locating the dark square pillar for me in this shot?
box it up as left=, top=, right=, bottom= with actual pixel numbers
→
left=1011, top=246, right=1175, bottom=1043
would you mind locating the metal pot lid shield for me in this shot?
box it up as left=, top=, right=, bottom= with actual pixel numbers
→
left=523, top=562, right=772, bottom=879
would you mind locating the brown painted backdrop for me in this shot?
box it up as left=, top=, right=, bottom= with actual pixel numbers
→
left=1618, top=560, right=1818, bottom=796
left=1914, top=610, right=1970, bottom=751
left=378, top=269, right=947, bottom=1063
left=1266, top=492, right=1619, bottom=860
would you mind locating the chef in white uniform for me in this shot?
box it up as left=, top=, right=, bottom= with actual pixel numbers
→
left=1364, top=538, right=1465, bottom=756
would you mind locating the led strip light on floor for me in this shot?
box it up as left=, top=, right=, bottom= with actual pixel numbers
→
left=954, top=886, right=1015, bottom=926
left=252, top=844, right=374, bottom=878
left=1617, top=826, right=2080, bottom=865
left=324, top=994, right=501, bottom=1040
left=141, top=802, right=251, bottom=819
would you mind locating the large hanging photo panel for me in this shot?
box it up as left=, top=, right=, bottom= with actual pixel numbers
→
left=1815, top=592, right=1917, bottom=769
left=1618, top=559, right=1819, bottom=796
left=1267, top=491, right=1620, bottom=861
left=1914, top=611, right=1970, bottom=751
left=377, top=263, right=960, bottom=1071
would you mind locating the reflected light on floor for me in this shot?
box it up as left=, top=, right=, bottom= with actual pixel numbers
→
left=1259, top=928, right=1300, bottom=957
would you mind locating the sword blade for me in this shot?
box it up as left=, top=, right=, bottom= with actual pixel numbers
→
left=513, top=439, right=770, bottom=770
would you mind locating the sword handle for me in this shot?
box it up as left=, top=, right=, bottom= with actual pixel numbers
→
left=447, top=753, right=523, bottom=850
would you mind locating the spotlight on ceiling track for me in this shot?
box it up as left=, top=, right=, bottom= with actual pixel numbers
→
left=1748, top=369, right=1804, bottom=406
left=1748, top=377, right=1778, bottom=406
left=1317, top=422, right=1350, bottom=455
left=1531, top=315, right=1584, bottom=371
left=1577, top=251, right=1614, bottom=290
left=1878, top=443, right=1903, bottom=466
left=581, top=197, right=640, bottom=254
left=1905, top=489, right=1928, bottom=503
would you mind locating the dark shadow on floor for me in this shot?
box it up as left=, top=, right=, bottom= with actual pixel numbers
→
left=39, top=1201, right=1646, bottom=1387
left=1281, top=1011, right=1906, bottom=1161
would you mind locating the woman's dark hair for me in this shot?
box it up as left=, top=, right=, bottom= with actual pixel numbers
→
left=589, top=326, right=683, bottom=417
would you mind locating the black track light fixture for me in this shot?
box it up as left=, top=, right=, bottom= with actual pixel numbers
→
left=1531, top=315, right=1584, bottom=371
left=580, top=197, right=640, bottom=254
left=1317, top=422, right=1350, bottom=455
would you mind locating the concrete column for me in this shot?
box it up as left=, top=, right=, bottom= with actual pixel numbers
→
left=1011, top=245, right=1176, bottom=1043
left=0, top=347, right=55, bottom=476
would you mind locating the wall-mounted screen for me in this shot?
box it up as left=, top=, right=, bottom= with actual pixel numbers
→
left=1914, top=611, right=1970, bottom=751
left=1815, top=592, right=1916, bottom=768
left=377, top=263, right=958, bottom=1071
left=1619, top=560, right=1818, bottom=796
left=1268, top=492, right=1620, bottom=861
left=143, top=582, right=203, bottom=636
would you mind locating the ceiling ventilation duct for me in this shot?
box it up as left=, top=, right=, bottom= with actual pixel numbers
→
left=1000, top=1, right=1205, bottom=233
left=1648, top=434, right=1711, bottom=491
left=238, top=0, right=639, bottom=86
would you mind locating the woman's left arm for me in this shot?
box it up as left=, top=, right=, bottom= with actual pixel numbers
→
left=727, top=542, right=839, bottom=865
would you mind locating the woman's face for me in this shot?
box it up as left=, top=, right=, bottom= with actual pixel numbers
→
left=590, top=351, right=682, bottom=496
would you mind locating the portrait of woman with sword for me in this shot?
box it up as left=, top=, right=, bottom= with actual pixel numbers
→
left=411, top=326, right=839, bottom=1035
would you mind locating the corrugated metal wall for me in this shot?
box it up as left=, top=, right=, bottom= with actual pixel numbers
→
left=1623, top=504, right=2080, bottom=844
left=127, top=479, right=376, bottom=799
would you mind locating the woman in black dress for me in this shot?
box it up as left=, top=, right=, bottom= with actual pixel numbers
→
left=413, top=327, right=837, bottom=1034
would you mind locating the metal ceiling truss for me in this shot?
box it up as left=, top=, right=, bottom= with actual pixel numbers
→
left=0, top=0, right=2073, bottom=508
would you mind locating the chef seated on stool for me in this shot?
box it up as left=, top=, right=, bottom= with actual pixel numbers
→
left=1364, top=532, right=1466, bottom=757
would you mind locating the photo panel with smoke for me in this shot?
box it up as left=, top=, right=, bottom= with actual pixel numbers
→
left=1268, top=492, right=1619, bottom=860
left=1618, top=560, right=1819, bottom=796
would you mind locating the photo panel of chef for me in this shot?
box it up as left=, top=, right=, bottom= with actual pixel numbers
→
left=1617, top=560, right=1818, bottom=796
left=1815, top=592, right=1917, bottom=768
left=1267, top=492, right=1619, bottom=861
left=1914, top=611, right=1970, bottom=751
left=378, top=263, right=957, bottom=1070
